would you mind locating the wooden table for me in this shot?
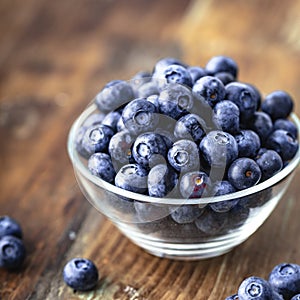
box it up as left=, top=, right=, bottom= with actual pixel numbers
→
left=1, top=0, right=300, bottom=299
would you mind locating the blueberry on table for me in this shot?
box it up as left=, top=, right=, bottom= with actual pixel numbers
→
left=228, top=158, right=261, bottom=190
left=261, top=90, right=294, bottom=121
left=122, top=98, right=159, bottom=134
left=255, top=149, right=283, bottom=182
left=192, top=75, right=226, bottom=107
left=81, top=124, right=114, bottom=157
left=213, top=100, right=240, bottom=134
left=88, top=153, right=116, bottom=184
left=0, top=235, right=26, bottom=270
left=187, top=66, right=207, bottom=84
left=268, top=262, right=300, bottom=299
left=95, top=80, right=135, bottom=113
left=114, top=163, right=148, bottom=195
left=235, top=130, right=261, bottom=158
left=225, top=82, right=259, bottom=121
left=248, top=111, right=273, bottom=142
left=199, top=131, right=238, bottom=168
left=0, top=216, right=22, bottom=239
left=274, top=118, right=298, bottom=139
left=63, top=258, right=99, bottom=291
left=266, top=129, right=299, bottom=162
left=168, top=139, right=200, bottom=173
left=205, top=55, right=238, bottom=78
left=132, top=133, right=168, bottom=168
left=148, top=164, right=178, bottom=198
left=174, top=113, right=206, bottom=143
left=238, top=276, right=282, bottom=300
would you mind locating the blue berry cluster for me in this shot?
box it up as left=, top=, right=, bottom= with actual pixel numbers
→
left=226, top=262, right=300, bottom=300
left=0, top=215, right=26, bottom=270
left=75, top=55, right=299, bottom=231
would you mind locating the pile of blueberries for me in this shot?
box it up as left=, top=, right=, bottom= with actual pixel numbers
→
left=0, top=215, right=26, bottom=270
left=226, top=262, right=300, bottom=300
left=75, top=55, right=299, bottom=231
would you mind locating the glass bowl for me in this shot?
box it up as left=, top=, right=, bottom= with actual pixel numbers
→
left=67, top=102, right=300, bottom=261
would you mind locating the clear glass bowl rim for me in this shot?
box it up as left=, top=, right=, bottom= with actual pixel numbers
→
left=67, top=103, right=300, bottom=205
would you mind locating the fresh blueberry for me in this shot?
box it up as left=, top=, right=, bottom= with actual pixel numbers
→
left=152, top=57, right=187, bottom=78
left=130, top=71, right=152, bottom=93
left=122, top=98, right=159, bottom=134
left=101, top=111, right=122, bottom=132
left=214, top=72, right=235, bottom=85
left=228, top=158, right=261, bottom=190
left=235, top=130, right=261, bottom=158
left=170, top=205, right=205, bottom=224
left=187, top=66, right=207, bottom=84
left=108, top=130, right=135, bottom=167
left=225, top=82, right=259, bottom=121
left=274, top=119, right=298, bottom=139
left=95, top=80, right=135, bottom=113
left=225, top=203, right=250, bottom=230
left=248, top=111, right=273, bottom=142
left=81, top=124, right=114, bottom=157
left=192, top=76, right=226, bottom=107
left=137, top=81, right=160, bottom=98
left=168, top=139, right=200, bottom=173
left=159, top=83, right=194, bottom=112
left=199, top=131, right=238, bottom=168
left=255, top=149, right=283, bottom=181
left=266, top=129, right=299, bottom=162
left=148, top=164, right=178, bottom=198
left=62, top=258, right=99, bottom=291
left=115, top=163, right=148, bottom=195
left=132, top=133, right=167, bottom=168
left=238, top=276, right=280, bottom=300
left=291, top=294, right=300, bottom=300
left=0, top=216, right=22, bottom=239
left=0, top=235, right=26, bottom=270
left=157, top=97, right=188, bottom=121
left=88, top=153, right=116, bottom=184
left=134, top=201, right=170, bottom=222
left=174, top=113, right=206, bottom=143
left=261, top=90, right=294, bottom=121
left=205, top=55, right=238, bottom=78
left=268, top=262, right=300, bottom=299
left=179, top=171, right=210, bottom=199
left=213, top=100, right=240, bottom=134
left=209, top=181, right=239, bottom=213
left=238, top=188, right=272, bottom=209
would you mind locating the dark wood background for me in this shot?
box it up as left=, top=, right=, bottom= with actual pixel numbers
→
left=1, top=0, right=300, bottom=299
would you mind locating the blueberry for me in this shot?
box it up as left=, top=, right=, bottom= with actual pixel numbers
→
left=0, top=235, right=26, bottom=270
left=238, top=276, right=279, bottom=300
left=266, top=129, right=299, bottom=162
left=134, top=201, right=170, bottom=222
left=268, top=262, right=300, bottom=299
left=62, top=258, right=99, bottom=291
left=261, top=90, right=294, bottom=121
left=235, top=130, right=261, bottom=158
left=122, top=98, right=159, bottom=134
left=255, top=149, right=283, bottom=181
left=274, top=119, right=298, bottom=139
left=248, top=111, right=273, bottom=142
left=174, top=113, right=206, bottom=143
left=0, top=216, right=22, bottom=239
left=238, top=188, right=272, bottom=209
left=228, top=158, right=261, bottom=190
left=81, top=124, right=114, bottom=157
left=148, top=164, right=178, bottom=198
left=209, top=181, right=239, bottom=213
left=225, top=82, right=259, bottom=121
left=225, top=203, right=250, bottom=230
left=137, top=81, right=160, bottom=98
left=132, top=133, right=167, bottom=168
left=115, top=163, right=148, bottom=195
left=157, top=96, right=189, bottom=120
left=159, top=83, right=194, bottom=112
left=213, top=100, right=240, bottom=134
left=192, top=76, right=226, bottom=107
left=168, top=139, right=200, bottom=173
left=205, top=55, right=238, bottom=78
left=101, top=111, right=122, bottom=132
left=108, top=130, right=135, bottom=167
left=199, top=131, right=238, bottom=168
left=152, top=57, right=187, bottom=78
left=291, top=294, right=300, bottom=300
left=187, top=66, right=207, bottom=84
left=82, top=113, right=105, bottom=128
left=130, top=71, right=152, bottom=93
left=88, top=153, right=116, bottom=184
left=179, top=171, right=210, bottom=199
left=214, top=71, right=235, bottom=85
left=95, top=80, right=135, bottom=113
left=170, top=205, right=205, bottom=224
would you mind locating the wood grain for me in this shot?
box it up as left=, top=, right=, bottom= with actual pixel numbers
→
left=0, top=0, right=300, bottom=299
